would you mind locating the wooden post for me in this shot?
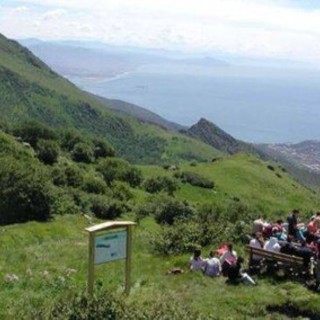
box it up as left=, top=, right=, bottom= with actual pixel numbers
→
left=88, top=232, right=95, bottom=296
left=125, top=225, right=133, bottom=295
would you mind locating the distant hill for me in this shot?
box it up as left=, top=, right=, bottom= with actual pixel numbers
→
left=184, top=118, right=257, bottom=155
left=0, top=33, right=221, bottom=164
left=20, top=39, right=228, bottom=78
left=19, top=40, right=170, bottom=78
left=92, top=95, right=185, bottom=132
left=184, top=118, right=320, bottom=188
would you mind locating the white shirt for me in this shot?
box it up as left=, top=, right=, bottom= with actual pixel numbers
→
left=264, top=237, right=281, bottom=252
left=189, top=257, right=204, bottom=271
left=249, top=238, right=263, bottom=260
left=203, top=257, right=221, bottom=277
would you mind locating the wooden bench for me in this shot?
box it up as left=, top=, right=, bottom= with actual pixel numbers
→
left=246, top=245, right=304, bottom=269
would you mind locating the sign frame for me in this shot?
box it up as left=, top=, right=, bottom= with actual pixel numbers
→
left=85, top=221, right=136, bottom=296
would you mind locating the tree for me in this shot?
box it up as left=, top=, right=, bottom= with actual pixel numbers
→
left=36, top=139, right=60, bottom=165
left=71, top=142, right=94, bottom=163
left=143, top=176, right=178, bottom=195
left=0, top=156, right=52, bottom=224
left=12, top=121, right=57, bottom=147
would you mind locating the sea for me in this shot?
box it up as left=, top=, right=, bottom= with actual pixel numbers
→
left=69, top=63, right=320, bottom=144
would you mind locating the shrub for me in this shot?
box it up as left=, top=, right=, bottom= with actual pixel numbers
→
left=50, top=188, right=80, bottom=215
left=122, top=166, right=143, bottom=187
left=51, top=162, right=84, bottom=188
left=35, top=290, right=207, bottom=320
left=143, top=176, right=178, bottom=195
left=82, top=174, right=108, bottom=194
left=138, top=194, right=194, bottom=225
left=112, top=182, right=133, bottom=201
left=59, top=129, right=86, bottom=151
left=47, top=290, right=118, bottom=320
left=0, top=156, right=52, bottom=224
left=151, top=220, right=204, bottom=255
left=65, top=164, right=84, bottom=187
left=93, top=138, right=115, bottom=158
left=175, top=171, right=214, bottom=189
left=36, top=139, right=60, bottom=165
left=90, top=196, right=128, bottom=219
left=97, top=158, right=143, bottom=187
left=97, top=158, right=129, bottom=186
left=71, top=142, right=94, bottom=163
left=12, top=121, right=57, bottom=147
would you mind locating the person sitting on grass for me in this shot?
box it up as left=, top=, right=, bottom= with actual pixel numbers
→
left=203, top=251, right=221, bottom=277
left=189, top=249, right=204, bottom=271
left=220, top=244, right=237, bottom=276
left=227, top=257, right=256, bottom=285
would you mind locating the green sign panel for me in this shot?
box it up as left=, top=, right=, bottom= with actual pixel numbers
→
left=94, top=230, right=127, bottom=265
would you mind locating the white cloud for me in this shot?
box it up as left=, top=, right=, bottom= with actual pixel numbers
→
left=1, top=0, right=320, bottom=64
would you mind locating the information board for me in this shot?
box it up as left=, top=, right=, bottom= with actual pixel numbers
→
left=94, top=229, right=127, bottom=265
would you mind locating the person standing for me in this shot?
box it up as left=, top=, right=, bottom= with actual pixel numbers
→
left=287, top=209, right=305, bottom=242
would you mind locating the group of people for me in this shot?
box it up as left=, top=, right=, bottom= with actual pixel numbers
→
left=189, top=244, right=255, bottom=285
left=249, top=210, right=320, bottom=290
left=188, top=209, right=320, bottom=290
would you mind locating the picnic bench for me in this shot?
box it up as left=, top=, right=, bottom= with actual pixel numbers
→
left=246, top=245, right=305, bottom=273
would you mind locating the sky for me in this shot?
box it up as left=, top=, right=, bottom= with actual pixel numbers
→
left=1, top=0, right=320, bottom=64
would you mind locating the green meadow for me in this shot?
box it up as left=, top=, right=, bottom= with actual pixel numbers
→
left=1, top=214, right=320, bottom=319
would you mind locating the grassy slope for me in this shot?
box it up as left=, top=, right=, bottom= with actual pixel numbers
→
left=140, top=153, right=320, bottom=217
left=0, top=33, right=220, bottom=164
left=1, top=215, right=319, bottom=319
left=0, top=138, right=319, bottom=317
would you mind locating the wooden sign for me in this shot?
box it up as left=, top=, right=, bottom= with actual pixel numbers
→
left=85, top=221, right=136, bottom=296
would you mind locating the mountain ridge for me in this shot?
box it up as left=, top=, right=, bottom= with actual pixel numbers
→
left=0, top=33, right=221, bottom=164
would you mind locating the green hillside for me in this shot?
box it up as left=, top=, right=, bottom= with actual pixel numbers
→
left=0, top=133, right=320, bottom=318
left=0, top=33, right=220, bottom=164
left=1, top=33, right=320, bottom=318
left=140, top=153, right=320, bottom=216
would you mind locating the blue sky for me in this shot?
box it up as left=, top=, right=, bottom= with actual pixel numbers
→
left=1, top=0, right=320, bottom=64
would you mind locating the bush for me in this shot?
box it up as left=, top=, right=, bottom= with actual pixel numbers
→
left=138, top=194, right=195, bottom=225
left=151, top=220, right=204, bottom=255
left=175, top=171, right=214, bottom=189
left=46, top=290, right=118, bottom=320
left=97, top=158, right=143, bottom=187
left=34, top=290, right=208, bottom=320
left=93, top=138, right=115, bottom=159
left=12, top=121, right=57, bottom=147
left=122, top=166, right=143, bottom=187
left=59, top=129, right=86, bottom=151
left=97, top=158, right=129, bottom=186
left=36, top=139, right=60, bottom=165
left=0, top=156, right=52, bottom=224
left=112, top=182, right=133, bottom=201
left=50, top=188, right=80, bottom=215
left=71, top=142, right=94, bottom=163
left=90, top=196, right=128, bottom=219
left=143, top=176, right=178, bottom=195
left=82, top=174, right=108, bottom=194
left=51, top=162, right=84, bottom=188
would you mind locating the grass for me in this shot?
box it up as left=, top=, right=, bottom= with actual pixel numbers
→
left=1, top=215, right=320, bottom=319
left=140, top=153, right=320, bottom=219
